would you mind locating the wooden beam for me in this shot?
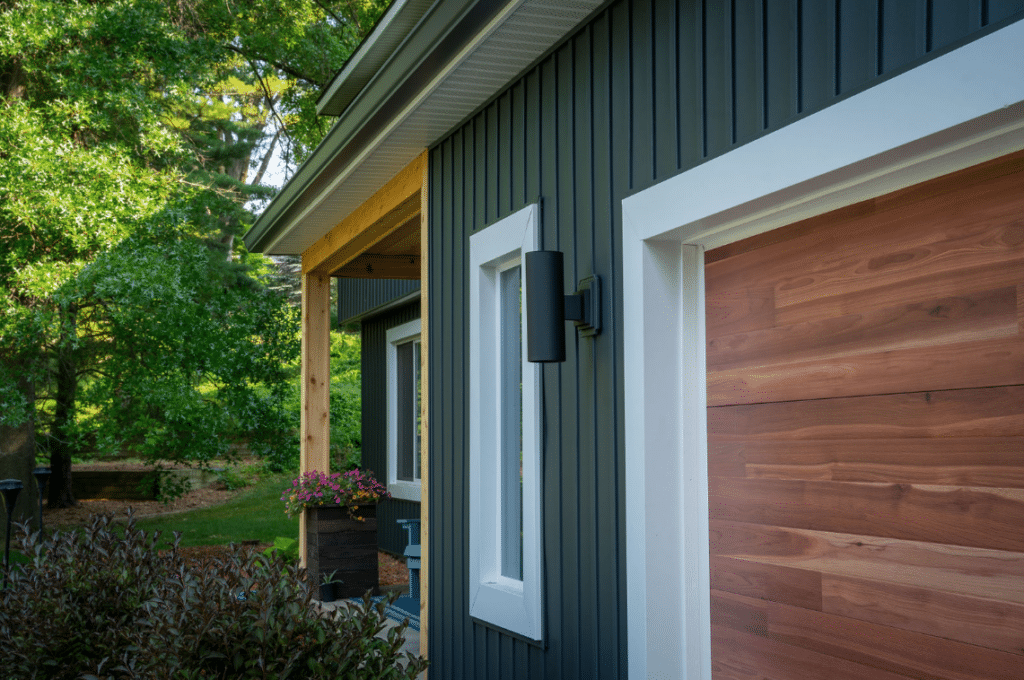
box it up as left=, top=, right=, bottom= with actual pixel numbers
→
left=298, top=270, right=332, bottom=569
left=418, top=153, right=430, bottom=665
left=303, top=152, right=427, bottom=276
left=332, top=254, right=421, bottom=279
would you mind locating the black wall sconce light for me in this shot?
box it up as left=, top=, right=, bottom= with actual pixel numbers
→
left=525, top=250, right=601, bottom=363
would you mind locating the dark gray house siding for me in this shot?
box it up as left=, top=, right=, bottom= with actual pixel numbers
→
left=426, top=1, right=1023, bottom=678
left=337, top=278, right=420, bottom=324
left=359, top=300, right=421, bottom=556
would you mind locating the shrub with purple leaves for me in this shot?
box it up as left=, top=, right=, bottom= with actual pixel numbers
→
left=0, top=514, right=426, bottom=680
left=281, top=468, right=390, bottom=520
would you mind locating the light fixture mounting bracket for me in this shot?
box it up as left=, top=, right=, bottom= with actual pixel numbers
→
left=564, top=275, right=601, bottom=337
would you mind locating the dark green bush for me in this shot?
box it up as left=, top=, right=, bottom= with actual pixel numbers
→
left=0, top=514, right=427, bottom=679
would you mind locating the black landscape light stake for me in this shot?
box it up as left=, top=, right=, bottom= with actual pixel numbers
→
left=33, top=467, right=51, bottom=533
left=0, top=479, right=23, bottom=589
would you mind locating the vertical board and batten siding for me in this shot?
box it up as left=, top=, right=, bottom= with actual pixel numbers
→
left=705, top=151, right=1024, bottom=679
left=337, top=278, right=420, bottom=324
left=427, top=1, right=1024, bottom=678
left=360, top=301, right=421, bottom=556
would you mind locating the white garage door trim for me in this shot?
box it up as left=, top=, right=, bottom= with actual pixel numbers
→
left=621, top=18, right=1024, bottom=680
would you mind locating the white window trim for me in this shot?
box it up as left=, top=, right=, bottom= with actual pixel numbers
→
left=621, top=20, right=1024, bottom=680
left=468, top=203, right=543, bottom=641
left=386, top=318, right=422, bottom=502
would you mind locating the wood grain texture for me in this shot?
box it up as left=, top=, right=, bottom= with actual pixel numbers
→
left=710, top=555, right=823, bottom=610
left=707, top=287, right=1018, bottom=369
left=714, top=590, right=1024, bottom=680
left=705, top=167, right=1024, bottom=317
left=710, top=437, right=1024, bottom=487
left=712, top=623, right=911, bottom=680
left=710, top=477, right=1024, bottom=552
left=708, top=385, right=1024, bottom=440
left=707, top=154, right=1024, bottom=677
left=710, top=521, right=1024, bottom=605
left=822, top=573, right=1024, bottom=654
left=708, top=335, right=1024, bottom=405
left=774, top=259, right=1023, bottom=327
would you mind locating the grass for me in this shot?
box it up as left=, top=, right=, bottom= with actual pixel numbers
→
left=133, top=474, right=299, bottom=549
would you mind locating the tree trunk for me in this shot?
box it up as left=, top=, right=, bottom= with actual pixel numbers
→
left=48, top=345, right=77, bottom=508
left=1, top=58, right=26, bottom=100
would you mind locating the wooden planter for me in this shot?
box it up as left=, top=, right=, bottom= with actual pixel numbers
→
left=305, top=504, right=378, bottom=600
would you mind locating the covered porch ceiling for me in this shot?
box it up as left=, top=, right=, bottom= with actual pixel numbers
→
left=333, top=215, right=420, bottom=279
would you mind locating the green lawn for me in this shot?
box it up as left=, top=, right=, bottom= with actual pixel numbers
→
left=133, top=475, right=299, bottom=549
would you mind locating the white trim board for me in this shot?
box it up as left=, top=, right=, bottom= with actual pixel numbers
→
left=467, top=203, right=544, bottom=641
left=621, top=18, right=1024, bottom=680
left=386, top=318, right=423, bottom=502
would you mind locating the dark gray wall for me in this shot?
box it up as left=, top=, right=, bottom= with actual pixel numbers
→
left=360, top=301, right=421, bottom=556
left=338, top=278, right=420, bottom=324
left=427, top=1, right=1024, bottom=678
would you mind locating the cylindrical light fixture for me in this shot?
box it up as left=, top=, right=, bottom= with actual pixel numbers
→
left=525, top=250, right=566, bottom=363
left=525, top=250, right=601, bottom=363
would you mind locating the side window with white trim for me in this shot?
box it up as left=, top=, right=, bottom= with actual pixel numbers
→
left=468, top=204, right=542, bottom=641
left=386, top=318, right=422, bottom=502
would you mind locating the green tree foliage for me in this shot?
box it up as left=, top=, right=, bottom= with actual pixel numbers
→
left=0, top=0, right=387, bottom=504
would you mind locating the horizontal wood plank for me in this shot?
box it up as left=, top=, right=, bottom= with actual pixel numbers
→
left=713, top=589, right=1024, bottom=680
left=711, top=522, right=1024, bottom=605
left=712, top=622, right=911, bottom=680
left=704, top=149, right=1024, bottom=266
left=708, top=336, right=1024, bottom=406
left=711, top=555, right=823, bottom=610
left=775, top=259, right=1023, bottom=326
left=709, top=437, right=1024, bottom=487
left=823, top=573, right=1024, bottom=655
left=709, top=478, right=1024, bottom=552
left=711, top=521, right=1024, bottom=577
left=706, top=174, right=1024, bottom=312
left=707, top=286, right=1017, bottom=369
left=772, top=211, right=1024, bottom=311
left=707, top=385, right=1024, bottom=440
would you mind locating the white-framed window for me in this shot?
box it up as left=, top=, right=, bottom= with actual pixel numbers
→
left=468, top=203, right=543, bottom=641
left=386, top=318, right=422, bottom=502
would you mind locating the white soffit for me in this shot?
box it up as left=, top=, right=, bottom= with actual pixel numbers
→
left=269, top=0, right=603, bottom=256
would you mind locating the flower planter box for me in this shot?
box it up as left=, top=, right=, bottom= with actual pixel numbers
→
left=306, top=504, right=378, bottom=600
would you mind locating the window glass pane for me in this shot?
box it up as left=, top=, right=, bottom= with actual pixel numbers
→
left=499, top=265, right=523, bottom=580
left=396, top=341, right=415, bottom=482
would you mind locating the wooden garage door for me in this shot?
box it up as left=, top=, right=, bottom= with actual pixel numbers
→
left=705, top=151, right=1024, bottom=680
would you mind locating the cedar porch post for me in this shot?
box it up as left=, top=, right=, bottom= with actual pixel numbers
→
left=298, top=270, right=332, bottom=569
left=418, top=154, right=429, bottom=663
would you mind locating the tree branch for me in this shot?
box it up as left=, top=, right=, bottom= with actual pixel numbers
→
left=311, top=0, right=346, bottom=27
left=223, top=44, right=323, bottom=88
left=251, top=127, right=281, bottom=186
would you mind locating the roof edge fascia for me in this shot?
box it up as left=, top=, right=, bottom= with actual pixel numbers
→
left=315, top=0, right=432, bottom=117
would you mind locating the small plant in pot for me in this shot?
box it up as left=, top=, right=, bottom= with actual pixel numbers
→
left=282, top=469, right=391, bottom=600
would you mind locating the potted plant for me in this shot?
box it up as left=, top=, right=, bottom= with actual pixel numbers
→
left=281, top=469, right=390, bottom=601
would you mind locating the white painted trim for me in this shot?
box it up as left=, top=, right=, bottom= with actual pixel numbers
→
left=386, top=318, right=422, bottom=502
left=623, top=19, right=1024, bottom=679
left=468, top=203, right=543, bottom=641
